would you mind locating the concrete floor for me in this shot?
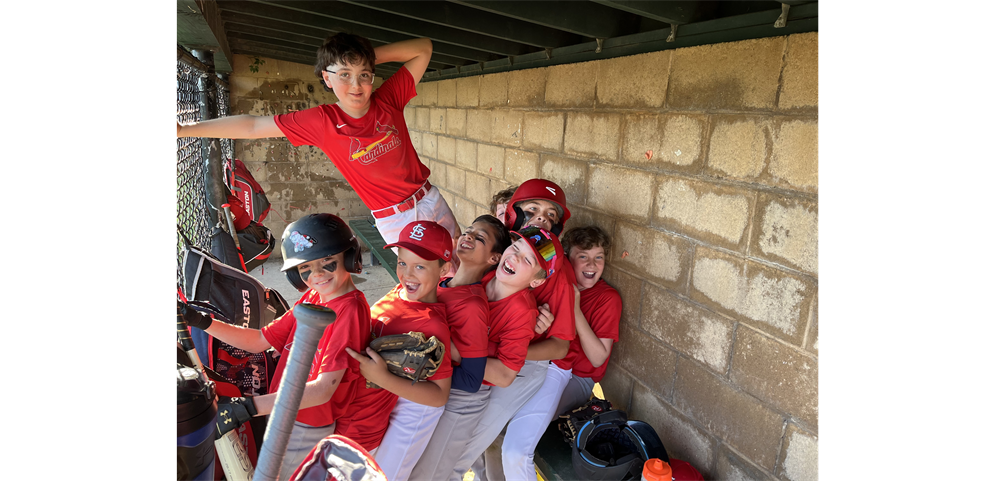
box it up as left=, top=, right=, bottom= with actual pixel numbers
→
left=250, top=250, right=398, bottom=308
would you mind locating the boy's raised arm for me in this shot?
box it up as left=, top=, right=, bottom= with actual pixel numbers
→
left=373, top=37, right=433, bottom=86
left=177, top=114, right=283, bottom=140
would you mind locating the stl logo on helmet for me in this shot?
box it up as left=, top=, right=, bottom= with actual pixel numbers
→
left=290, top=231, right=315, bottom=252
left=409, top=223, right=426, bottom=241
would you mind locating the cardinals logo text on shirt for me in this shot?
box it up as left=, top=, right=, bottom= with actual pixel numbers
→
left=349, top=121, right=401, bottom=165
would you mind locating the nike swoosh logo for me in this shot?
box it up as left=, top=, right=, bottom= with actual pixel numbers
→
left=337, top=123, right=347, bottom=128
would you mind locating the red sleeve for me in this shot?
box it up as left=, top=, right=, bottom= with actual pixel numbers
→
left=273, top=105, right=331, bottom=148
left=311, top=294, right=367, bottom=381
left=586, top=287, right=622, bottom=342
left=425, top=314, right=453, bottom=381
left=494, top=293, right=537, bottom=373
left=261, top=305, right=296, bottom=355
left=448, top=293, right=490, bottom=360
left=534, top=267, right=577, bottom=343
left=373, top=65, right=415, bottom=112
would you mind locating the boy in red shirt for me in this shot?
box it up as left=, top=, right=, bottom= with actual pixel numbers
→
left=339, top=220, right=454, bottom=481
left=177, top=33, right=459, bottom=245
left=452, top=225, right=570, bottom=480
left=553, top=226, right=621, bottom=416
left=181, top=213, right=371, bottom=481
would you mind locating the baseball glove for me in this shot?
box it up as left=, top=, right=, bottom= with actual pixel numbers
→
left=557, top=398, right=614, bottom=444
left=366, top=331, right=445, bottom=389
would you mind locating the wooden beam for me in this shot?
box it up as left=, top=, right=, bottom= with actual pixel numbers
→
left=591, top=1, right=699, bottom=25
left=452, top=0, right=641, bottom=39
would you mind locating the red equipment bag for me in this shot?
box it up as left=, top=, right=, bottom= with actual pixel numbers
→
left=225, top=158, right=271, bottom=224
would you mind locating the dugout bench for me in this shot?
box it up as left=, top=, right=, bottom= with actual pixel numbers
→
left=348, top=218, right=399, bottom=283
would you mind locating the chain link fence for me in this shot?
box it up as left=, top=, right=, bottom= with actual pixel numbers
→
left=176, top=55, right=233, bottom=279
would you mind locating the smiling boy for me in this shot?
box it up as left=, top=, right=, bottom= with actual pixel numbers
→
left=338, top=220, right=454, bottom=481
left=177, top=33, right=459, bottom=246
left=181, top=213, right=371, bottom=481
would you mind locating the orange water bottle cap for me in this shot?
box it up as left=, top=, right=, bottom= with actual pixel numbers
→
left=641, top=458, right=673, bottom=481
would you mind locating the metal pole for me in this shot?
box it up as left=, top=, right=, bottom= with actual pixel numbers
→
left=192, top=49, right=227, bottom=226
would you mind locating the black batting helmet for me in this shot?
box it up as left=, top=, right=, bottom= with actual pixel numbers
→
left=572, top=410, right=669, bottom=480
left=280, top=213, right=362, bottom=292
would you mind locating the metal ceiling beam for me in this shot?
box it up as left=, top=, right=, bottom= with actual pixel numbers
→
left=591, top=1, right=698, bottom=24
left=251, top=0, right=534, bottom=56
left=230, top=36, right=453, bottom=72
left=219, top=5, right=501, bottom=63
left=336, top=0, right=582, bottom=49
left=451, top=0, right=639, bottom=39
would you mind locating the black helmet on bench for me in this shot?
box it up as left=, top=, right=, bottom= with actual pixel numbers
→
left=280, top=213, right=362, bottom=292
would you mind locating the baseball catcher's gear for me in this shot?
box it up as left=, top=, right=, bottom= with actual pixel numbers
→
left=281, top=213, right=363, bottom=292
left=562, top=401, right=669, bottom=480
left=504, top=178, right=572, bottom=235
left=365, top=332, right=445, bottom=389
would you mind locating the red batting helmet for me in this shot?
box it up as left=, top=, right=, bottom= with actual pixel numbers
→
left=504, top=178, right=572, bottom=235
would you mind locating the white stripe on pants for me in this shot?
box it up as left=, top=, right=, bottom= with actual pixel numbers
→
left=372, top=396, right=446, bottom=481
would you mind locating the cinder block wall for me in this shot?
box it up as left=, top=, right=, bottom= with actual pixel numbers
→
left=407, top=32, right=818, bottom=481
left=225, top=31, right=818, bottom=480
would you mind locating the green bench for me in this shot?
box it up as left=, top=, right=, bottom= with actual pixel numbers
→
left=348, top=218, right=399, bottom=283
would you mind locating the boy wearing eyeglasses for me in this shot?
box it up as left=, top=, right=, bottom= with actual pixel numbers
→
left=177, top=33, right=459, bottom=246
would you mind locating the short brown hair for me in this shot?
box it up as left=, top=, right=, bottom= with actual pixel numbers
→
left=561, top=226, right=612, bottom=258
left=472, top=215, right=512, bottom=255
left=314, top=33, right=377, bottom=92
left=489, top=185, right=518, bottom=215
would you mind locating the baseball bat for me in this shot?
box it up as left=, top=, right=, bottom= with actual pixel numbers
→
left=253, top=303, right=336, bottom=481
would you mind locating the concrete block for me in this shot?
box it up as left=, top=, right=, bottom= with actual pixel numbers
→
left=409, top=84, right=423, bottom=106
left=455, top=140, right=477, bottom=171
left=706, top=115, right=771, bottom=181
left=715, top=444, right=779, bottom=481
left=409, top=130, right=423, bottom=155
left=806, top=297, right=818, bottom=355
left=777, top=424, right=818, bottom=481
left=522, top=112, right=565, bottom=152
left=614, top=222, right=692, bottom=292
left=493, top=110, right=523, bottom=147
left=429, top=161, right=447, bottom=190
left=476, top=143, right=505, bottom=179
left=546, top=61, right=598, bottom=108
left=674, top=359, right=785, bottom=472
left=768, top=119, right=818, bottom=193
left=621, top=114, right=707, bottom=172
left=475, top=203, right=492, bottom=220
left=642, top=284, right=734, bottom=374
left=306, top=155, right=345, bottom=181
left=429, top=108, right=447, bottom=134
left=466, top=109, right=492, bottom=142
left=690, top=247, right=815, bottom=346
left=597, top=50, right=671, bottom=108
left=588, top=164, right=654, bottom=222
left=421, top=133, right=438, bottom=160
left=508, top=67, right=548, bottom=107
left=731, top=327, right=818, bottom=429
left=778, top=33, right=818, bottom=111
left=539, top=154, right=588, bottom=206
left=465, top=171, right=493, bottom=207
left=452, top=195, right=477, bottom=230
left=751, top=194, right=818, bottom=276
left=456, top=76, right=480, bottom=107
left=446, top=108, right=467, bottom=137
left=614, top=324, right=678, bottom=398
left=417, top=80, right=437, bottom=106
left=504, top=150, right=540, bottom=186
left=436, top=78, right=457, bottom=107
left=600, top=266, right=643, bottom=330
left=597, top=362, right=633, bottom=412
left=564, top=112, right=622, bottom=162
left=668, top=37, right=785, bottom=111
left=229, top=75, right=260, bottom=101
left=653, top=176, right=754, bottom=252
left=403, top=106, right=416, bottom=129
left=447, top=165, right=465, bottom=196
left=479, top=71, right=510, bottom=107
left=437, top=136, right=456, bottom=164
left=630, top=384, right=716, bottom=479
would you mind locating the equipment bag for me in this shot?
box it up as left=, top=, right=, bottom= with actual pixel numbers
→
left=226, top=158, right=271, bottom=224
left=236, top=221, right=276, bottom=273
left=180, top=239, right=288, bottom=396
left=559, top=399, right=669, bottom=481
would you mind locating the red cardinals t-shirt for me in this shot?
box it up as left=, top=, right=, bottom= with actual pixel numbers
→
left=481, top=271, right=538, bottom=386
left=531, top=259, right=578, bottom=344
left=260, top=289, right=371, bottom=427
left=274, top=66, right=430, bottom=210
left=334, top=284, right=452, bottom=451
left=553, top=279, right=621, bottom=382
left=437, top=279, right=490, bottom=360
